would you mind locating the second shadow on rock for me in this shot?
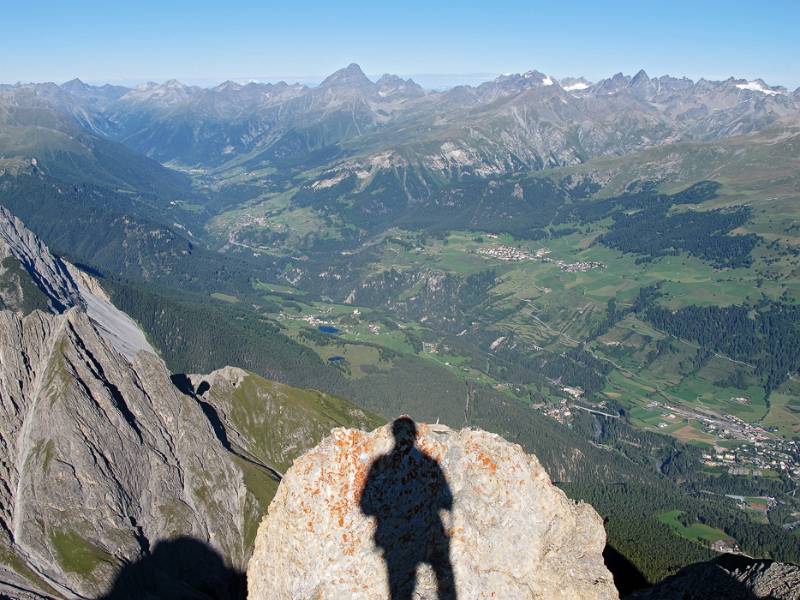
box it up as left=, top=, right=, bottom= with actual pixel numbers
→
left=98, top=536, right=246, bottom=600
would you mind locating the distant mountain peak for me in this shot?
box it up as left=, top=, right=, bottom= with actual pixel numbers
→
left=343, top=62, right=364, bottom=74
left=734, top=79, right=785, bottom=96
left=214, top=80, right=242, bottom=92
left=376, top=73, right=402, bottom=84
left=320, top=63, right=373, bottom=89
left=525, top=70, right=555, bottom=86
left=496, top=69, right=551, bottom=84
left=375, top=73, right=424, bottom=98
left=62, top=77, right=88, bottom=90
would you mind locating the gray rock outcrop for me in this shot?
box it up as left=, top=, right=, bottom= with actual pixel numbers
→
left=627, top=555, right=800, bottom=600
left=247, top=420, right=618, bottom=600
left=64, top=262, right=154, bottom=360
left=0, top=205, right=82, bottom=313
left=0, top=205, right=388, bottom=598
left=0, top=204, right=154, bottom=359
left=0, top=307, right=249, bottom=598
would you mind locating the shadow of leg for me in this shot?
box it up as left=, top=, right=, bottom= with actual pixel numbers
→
left=385, top=552, right=417, bottom=600
left=430, top=538, right=456, bottom=600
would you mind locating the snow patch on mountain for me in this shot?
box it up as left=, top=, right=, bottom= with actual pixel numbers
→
left=563, top=81, right=590, bottom=91
left=735, top=81, right=782, bottom=96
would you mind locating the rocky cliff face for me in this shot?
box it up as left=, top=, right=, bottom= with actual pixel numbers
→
left=0, top=205, right=381, bottom=598
left=247, top=421, right=618, bottom=600
left=0, top=205, right=82, bottom=313
left=0, top=203, right=155, bottom=360
left=0, top=308, right=249, bottom=598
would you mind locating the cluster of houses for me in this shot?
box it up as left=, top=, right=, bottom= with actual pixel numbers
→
left=555, top=259, right=605, bottom=273
left=477, top=245, right=533, bottom=261
left=476, top=244, right=604, bottom=273
left=543, top=397, right=573, bottom=423
left=711, top=540, right=742, bottom=554
left=703, top=438, right=800, bottom=480
left=634, top=400, right=799, bottom=482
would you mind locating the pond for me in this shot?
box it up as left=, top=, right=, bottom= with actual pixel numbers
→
left=318, top=325, right=340, bottom=334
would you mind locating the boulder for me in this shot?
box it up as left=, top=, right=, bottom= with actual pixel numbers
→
left=248, top=419, right=618, bottom=599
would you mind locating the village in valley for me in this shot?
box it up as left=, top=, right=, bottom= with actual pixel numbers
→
left=477, top=243, right=604, bottom=272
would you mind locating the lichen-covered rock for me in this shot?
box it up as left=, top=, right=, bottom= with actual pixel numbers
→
left=248, top=420, right=618, bottom=600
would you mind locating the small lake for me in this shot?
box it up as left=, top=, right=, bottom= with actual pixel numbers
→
left=318, top=325, right=340, bottom=334
left=327, top=355, right=346, bottom=363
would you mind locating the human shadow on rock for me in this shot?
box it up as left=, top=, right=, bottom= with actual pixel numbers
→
left=360, top=417, right=457, bottom=600
left=97, top=536, right=246, bottom=600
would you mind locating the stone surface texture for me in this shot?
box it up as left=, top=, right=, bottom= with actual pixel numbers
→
left=248, top=421, right=618, bottom=600
left=0, top=207, right=248, bottom=598
left=0, top=308, right=249, bottom=598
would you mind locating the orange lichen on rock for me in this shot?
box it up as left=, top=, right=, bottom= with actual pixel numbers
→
left=247, top=421, right=618, bottom=600
left=465, top=439, right=498, bottom=474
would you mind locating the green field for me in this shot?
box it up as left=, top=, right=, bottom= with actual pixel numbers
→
left=657, top=510, right=736, bottom=547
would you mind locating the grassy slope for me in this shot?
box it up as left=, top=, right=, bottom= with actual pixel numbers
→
left=197, top=369, right=384, bottom=550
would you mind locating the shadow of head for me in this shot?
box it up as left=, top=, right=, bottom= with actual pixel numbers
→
left=391, top=415, right=418, bottom=446
left=98, top=536, right=246, bottom=600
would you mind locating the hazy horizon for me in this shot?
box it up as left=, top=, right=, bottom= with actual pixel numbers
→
left=3, top=0, right=798, bottom=89
left=4, top=66, right=797, bottom=92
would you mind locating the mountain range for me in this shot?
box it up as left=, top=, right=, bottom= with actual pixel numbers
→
left=3, top=64, right=798, bottom=176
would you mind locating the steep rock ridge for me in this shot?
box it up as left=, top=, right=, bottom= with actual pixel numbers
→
left=0, top=204, right=154, bottom=359
left=0, top=317, right=385, bottom=597
left=248, top=421, right=617, bottom=600
left=0, top=308, right=249, bottom=598
left=64, top=263, right=153, bottom=360
left=0, top=205, right=82, bottom=313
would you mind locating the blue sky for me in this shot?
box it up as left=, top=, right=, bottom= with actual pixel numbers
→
left=2, top=0, right=798, bottom=88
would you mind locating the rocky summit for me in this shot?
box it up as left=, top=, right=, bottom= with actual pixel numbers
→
left=247, top=420, right=617, bottom=600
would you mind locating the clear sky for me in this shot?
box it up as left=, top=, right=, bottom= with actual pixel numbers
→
left=2, top=0, right=798, bottom=89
